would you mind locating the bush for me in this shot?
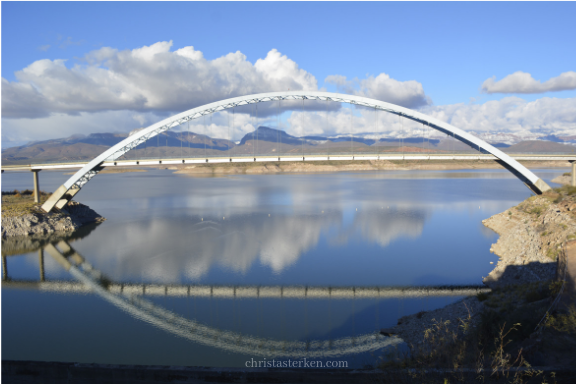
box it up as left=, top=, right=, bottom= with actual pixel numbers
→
left=546, top=305, right=576, bottom=334
left=477, top=292, right=489, bottom=302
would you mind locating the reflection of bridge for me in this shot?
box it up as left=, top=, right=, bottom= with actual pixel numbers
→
left=25, top=91, right=563, bottom=212
left=3, top=280, right=489, bottom=300
left=2, top=240, right=487, bottom=358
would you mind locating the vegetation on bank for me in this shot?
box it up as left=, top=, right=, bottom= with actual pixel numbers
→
left=380, top=284, right=575, bottom=383
left=1, top=190, right=51, bottom=218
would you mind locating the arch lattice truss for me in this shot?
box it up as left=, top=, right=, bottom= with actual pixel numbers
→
left=42, top=91, right=551, bottom=212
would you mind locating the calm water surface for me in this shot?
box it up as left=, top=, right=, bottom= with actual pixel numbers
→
left=1, top=168, right=567, bottom=368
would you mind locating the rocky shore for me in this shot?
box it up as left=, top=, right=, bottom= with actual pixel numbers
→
left=482, top=193, right=576, bottom=288
left=1, top=201, right=105, bottom=239
left=386, top=188, right=576, bottom=347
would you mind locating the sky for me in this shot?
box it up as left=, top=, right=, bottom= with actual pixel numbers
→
left=2, top=2, right=576, bottom=148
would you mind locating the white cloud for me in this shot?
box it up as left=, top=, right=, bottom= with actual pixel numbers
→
left=2, top=41, right=574, bottom=147
left=1, top=110, right=162, bottom=147
left=481, top=71, right=576, bottom=94
left=325, top=73, right=431, bottom=108
left=425, top=96, right=576, bottom=136
left=2, top=42, right=322, bottom=119
left=287, top=96, right=576, bottom=139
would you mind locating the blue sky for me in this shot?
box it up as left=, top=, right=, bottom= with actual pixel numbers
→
left=2, top=2, right=576, bottom=147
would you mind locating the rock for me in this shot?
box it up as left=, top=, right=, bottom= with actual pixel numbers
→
left=1, top=202, right=105, bottom=239
left=482, top=195, right=576, bottom=288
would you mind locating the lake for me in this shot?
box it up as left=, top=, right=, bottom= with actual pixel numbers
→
left=1, top=167, right=566, bottom=368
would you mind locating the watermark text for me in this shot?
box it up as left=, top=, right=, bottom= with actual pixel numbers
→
left=245, top=358, right=348, bottom=368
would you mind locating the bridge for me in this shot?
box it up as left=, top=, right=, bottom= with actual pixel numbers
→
left=3, top=90, right=569, bottom=212
left=2, top=240, right=489, bottom=357
left=3, top=151, right=575, bottom=207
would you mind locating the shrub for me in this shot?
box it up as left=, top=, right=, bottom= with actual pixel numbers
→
left=546, top=305, right=576, bottom=334
left=477, top=292, right=489, bottom=302
left=528, top=206, right=543, bottom=215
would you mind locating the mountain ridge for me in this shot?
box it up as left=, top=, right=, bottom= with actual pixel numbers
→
left=2, top=127, right=574, bottom=165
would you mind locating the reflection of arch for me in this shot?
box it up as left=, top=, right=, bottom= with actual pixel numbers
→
left=45, top=241, right=402, bottom=358
left=42, top=91, right=551, bottom=212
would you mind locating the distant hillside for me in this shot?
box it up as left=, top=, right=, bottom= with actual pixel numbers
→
left=2, top=128, right=573, bottom=165
left=1, top=131, right=236, bottom=165
left=504, top=140, right=575, bottom=153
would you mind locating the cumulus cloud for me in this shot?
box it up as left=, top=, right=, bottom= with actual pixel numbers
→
left=3, top=40, right=574, bottom=146
left=2, top=41, right=322, bottom=119
left=286, top=96, right=576, bottom=139
left=481, top=71, right=576, bottom=94
left=325, top=73, right=431, bottom=108
left=425, top=96, right=576, bottom=136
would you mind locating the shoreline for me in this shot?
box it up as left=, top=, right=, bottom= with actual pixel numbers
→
left=386, top=187, right=575, bottom=348
left=1, top=201, right=105, bottom=239
left=163, top=159, right=571, bottom=176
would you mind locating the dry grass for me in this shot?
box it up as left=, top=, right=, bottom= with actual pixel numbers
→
left=1, top=190, right=50, bottom=218
left=379, top=281, right=569, bottom=383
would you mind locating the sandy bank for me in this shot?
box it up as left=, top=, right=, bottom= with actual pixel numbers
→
left=163, top=159, right=571, bottom=176
left=551, top=175, right=571, bottom=185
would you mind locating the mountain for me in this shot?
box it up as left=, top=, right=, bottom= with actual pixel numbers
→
left=240, top=126, right=303, bottom=146
left=1, top=131, right=236, bottom=165
left=504, top=140, right=576, bottom=153
left=2, top=127, right=573, bottom=165
left=1, top=133, right=129, bottom=164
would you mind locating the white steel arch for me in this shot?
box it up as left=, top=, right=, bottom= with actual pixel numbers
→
left=42, top=91, right=551, bottom=212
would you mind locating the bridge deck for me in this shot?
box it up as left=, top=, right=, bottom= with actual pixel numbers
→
left=2, top=153, right=575, bottom=171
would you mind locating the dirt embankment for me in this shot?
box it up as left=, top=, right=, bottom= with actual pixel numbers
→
left=482, top=192, right=576, bottom=288
left=165, top=160, right=571, bottom=176
left=552, top=174, right=571, bottom=186
left=1, top=201, right=105, bottom=239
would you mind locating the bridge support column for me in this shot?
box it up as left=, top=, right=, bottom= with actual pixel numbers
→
left=32, top=170, right=41, bottom=203
left=572, top=162, right=575, bottom=187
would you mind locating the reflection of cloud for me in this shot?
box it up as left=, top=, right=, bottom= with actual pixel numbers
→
left=353, top=208, right=428, bottom=247
left=80, top=212, right=339, bottom=282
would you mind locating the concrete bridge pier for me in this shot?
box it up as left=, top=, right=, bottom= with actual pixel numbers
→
left=31, top=170, right=41, bottom=203
left=572, top=162, right=575, bottom=187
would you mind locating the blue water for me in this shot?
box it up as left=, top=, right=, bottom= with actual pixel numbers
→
left=1, top=167, right=567, bottom=368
